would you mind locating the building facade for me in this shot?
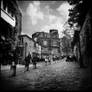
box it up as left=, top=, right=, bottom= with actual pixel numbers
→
left=32, top=32, right=50, bottom=58
left=0, top=0, right=22, bottom=64
left=49, top=29, right=60, bottom=58
left=32, top=29, right=60, bottom=58
left=18, top=34, right=41, bottom=63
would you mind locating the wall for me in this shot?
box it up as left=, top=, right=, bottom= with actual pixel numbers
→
left=0, top=0, right=22, bottom=64
left=80, top=10, right=92, bottom=67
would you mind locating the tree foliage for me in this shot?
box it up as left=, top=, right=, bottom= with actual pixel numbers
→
left=68, top=0, right=90, bottom=27
left=61, top=36, right=71, bottom=55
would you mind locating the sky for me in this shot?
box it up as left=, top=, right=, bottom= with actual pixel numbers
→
left=18, top=0, right=72, bottom=38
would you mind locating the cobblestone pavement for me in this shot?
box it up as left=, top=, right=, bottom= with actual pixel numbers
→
left=1, top=59, right=92, bottom=91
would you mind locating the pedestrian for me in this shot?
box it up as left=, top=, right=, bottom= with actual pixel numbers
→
left=48, top=56, right=51, bottom=64
left=24, top=53, right=31, bottom=71
left=32, top=54, right=38, bottom=69
left=45, top=56, right=48, bottom=65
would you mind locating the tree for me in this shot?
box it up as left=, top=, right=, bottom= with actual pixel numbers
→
left=67, top=0, right=91, bottom=68
left=61, top=36, right=71, bottom=55
left=68, top=0, right=90, bottom=28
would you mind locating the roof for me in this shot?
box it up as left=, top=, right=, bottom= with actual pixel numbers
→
left=19, top=34, right=35, bottom=42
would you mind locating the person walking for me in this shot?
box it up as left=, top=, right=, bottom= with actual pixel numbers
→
left=48, top=56, right=51, bottom=64
left=32, top=54, right=38, bottom=69
left=45, top=56, right=48, bottom=65
left=25, top=53, right=31, bottom=71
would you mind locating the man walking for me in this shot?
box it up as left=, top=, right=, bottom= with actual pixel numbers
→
left=32, top=53, right=38, bottom=69
left=45, top=56, right=48, bottom=65
left=25, top=53, right=31, bottom=71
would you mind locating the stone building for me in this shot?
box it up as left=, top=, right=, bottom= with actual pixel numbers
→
left=32, top=29, right=60, bottom=58
left=49, top=29, right=60, bottom=58
left=0, top=0, right=22, bottom=64
left=32, top=32, right=50, bottom=58
left=18, top=34, right=41, bottom=63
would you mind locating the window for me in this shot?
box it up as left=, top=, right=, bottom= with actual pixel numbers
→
left=43, top=40, right=47, bottom=46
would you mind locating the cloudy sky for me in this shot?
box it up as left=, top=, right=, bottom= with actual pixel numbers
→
left=18, top=0, right=72, bottom=38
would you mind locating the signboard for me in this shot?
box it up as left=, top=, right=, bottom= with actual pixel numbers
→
left=1, top=9, right=16, bottom=27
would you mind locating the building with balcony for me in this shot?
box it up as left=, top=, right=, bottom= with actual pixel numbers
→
left=0, top=0, right=22, bottom=64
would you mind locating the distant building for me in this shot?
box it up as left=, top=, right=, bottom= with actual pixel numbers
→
left=60, top=36, right=72, bottom=56
left=49, top=29, right=60, bottom=57
left=50, top=29, right=59, bottom=38
left=32, top=32, right=50, bottom=58
left=32, top=29, right=60, bottom=58
left=0, top=0, right=22, bottom=64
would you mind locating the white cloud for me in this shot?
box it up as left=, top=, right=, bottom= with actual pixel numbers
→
left=41, top=19, right=64, bottom=38
left=33, top=1, right=40, bottom=6
left=24, top=1, right=72, bottom=38
left=41, top=4, right=67, bottom=38
left=26, top=1, right=44, bottom=25
left=49, top=14, right=56, bottom=23
left=57, top=2, right=72, bottom=21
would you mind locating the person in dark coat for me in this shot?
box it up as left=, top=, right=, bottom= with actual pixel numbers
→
left=48, top=56, right=51, bottom=64
left=32, top=54, right=38, bottom=69
left=25, top=53, right=31, bottom=71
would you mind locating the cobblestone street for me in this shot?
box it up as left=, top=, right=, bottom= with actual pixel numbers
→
left=1, top=59, right=92, bottom=91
